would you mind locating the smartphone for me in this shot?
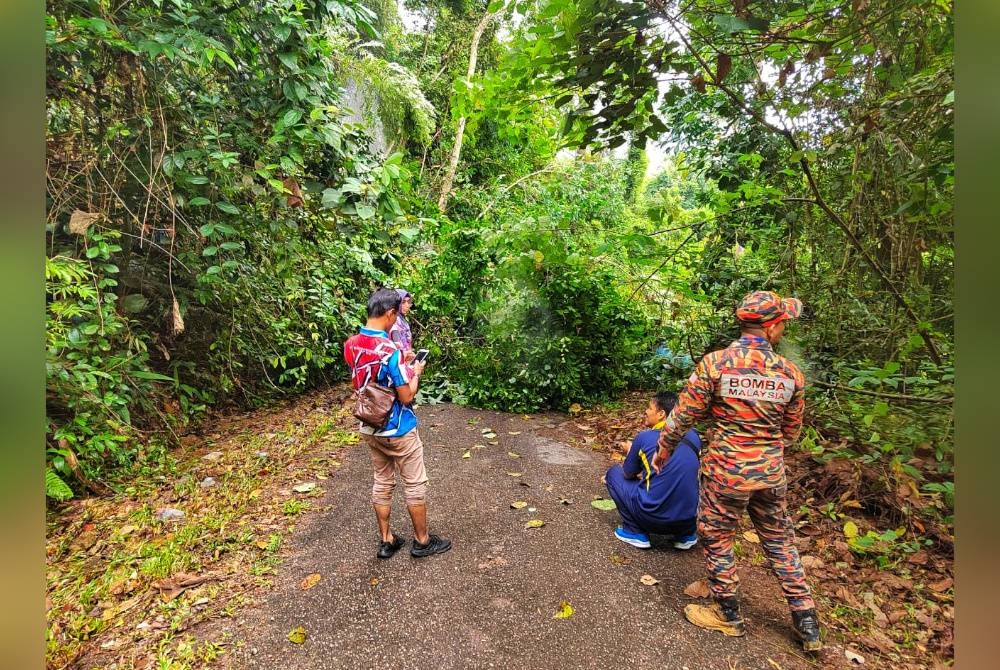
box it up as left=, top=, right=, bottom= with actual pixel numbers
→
left=413, top=349, right=429, bottom=363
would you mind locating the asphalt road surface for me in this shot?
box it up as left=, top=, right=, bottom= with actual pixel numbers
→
left=225, top=403, right=814, bottom=670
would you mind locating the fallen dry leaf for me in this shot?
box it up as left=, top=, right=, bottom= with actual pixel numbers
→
left=508, top=431, right=522, bottom=435
left=292, top=482, right=316, bottom=493
left=683, top=578, right=711, bottom=598
left=287, top=626, right=307, bottom=644
left=742, top=530, right=760, bottom=544
left=525, top=519, right=545, bottom=529
left=462, top=450, right=471, bottom=459
left=590, top=498, right=616, bottom=511
left=640, top=574, right=660, bottom=586
left=845, top=648, right=865, bottom=664
left=69, top=209, right=101, bottom=235
left=929, top=576, right=953, bottom=592
left=151, top=572, right=218, bottom=602
left=507, top=451, right=521, bottom=459
left=506, top=472, right=522, bottom=477
left=300, top=573, right=321, bottom=590
left=510, top=501, right=528, bottom=509
left=553, top=600, right=574, bottom=619
left=796, top=522, right=822, bottom=536
left=801, top=555, right=825, bottom=570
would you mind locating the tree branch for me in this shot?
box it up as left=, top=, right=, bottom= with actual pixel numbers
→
left=811, top=379, right=952, bottom=405
left=663, top=12, right=942, bottom=364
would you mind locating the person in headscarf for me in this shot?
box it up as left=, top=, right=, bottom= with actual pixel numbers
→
left=389, top=289, right=414, bottom=361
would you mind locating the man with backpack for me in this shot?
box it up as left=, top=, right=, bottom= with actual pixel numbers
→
left=344, top=287, right=452, bottom=560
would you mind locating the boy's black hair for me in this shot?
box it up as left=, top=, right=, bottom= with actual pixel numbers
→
left=367, top=287, right=402, bottom=318
left=653, top=390, right=678, bottom=414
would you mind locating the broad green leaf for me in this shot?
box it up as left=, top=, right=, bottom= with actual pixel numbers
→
left=131, top=370, right=174, bottom=382
left=713, top=14, right=769, bottom=33
left=277, top=53, right=298, bottom=71
left=121, top=294, right=149, bottom=313
left=591, top=498, right=617, bottom=511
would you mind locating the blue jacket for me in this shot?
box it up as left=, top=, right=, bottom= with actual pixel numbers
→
left=621, top=428, right=701, bottom=522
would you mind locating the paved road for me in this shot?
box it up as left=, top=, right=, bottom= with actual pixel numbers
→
left=226, top=403, right=813, bottom=670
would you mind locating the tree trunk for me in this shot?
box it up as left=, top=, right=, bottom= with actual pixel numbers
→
left=437, top=10, right=496, bottom=214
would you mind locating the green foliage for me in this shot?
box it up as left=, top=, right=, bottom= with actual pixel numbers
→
left=46, top=234, right=155, bottom=490
left=45, top=0, right=953, bottom=499
left=46, top=0, right=420, bottom=488
left=45, top=469, right=75, bottom=502
left=407, top=157, right=695, bottom=411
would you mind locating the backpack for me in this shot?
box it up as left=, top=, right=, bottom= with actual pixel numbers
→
left=352, top=381, right=396, bottom=428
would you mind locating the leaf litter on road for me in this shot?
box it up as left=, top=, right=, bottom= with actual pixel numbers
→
left=640, top=574, right=660, bottom=586
left=510, top=501, right=528, bottom=509
left=300, top=573, right=321, bottom=590
left=287, top=626, right=307, bottom=644
left=525, top=519, right=545, bottom=529
left=683, top=578, right=711, bottom=598
left=553, top=601, right=574, bottom=619
left=590, top=498, right=616, bottom=511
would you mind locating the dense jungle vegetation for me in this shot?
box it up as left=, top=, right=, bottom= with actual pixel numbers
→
left=46, top=0, right=952, bottom=513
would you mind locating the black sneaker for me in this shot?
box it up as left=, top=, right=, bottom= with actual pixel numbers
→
left=410, top=534, right=452, bottom=558
left=377, top=534, right=405, bottom=559
left=791, top=608, right=823, bottom=651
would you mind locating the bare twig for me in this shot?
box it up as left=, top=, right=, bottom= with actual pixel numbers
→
left=811, top=379, right=952, bottom=405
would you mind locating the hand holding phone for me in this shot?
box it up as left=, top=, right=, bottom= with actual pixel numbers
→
left=413, top=349, right=429, bottom=363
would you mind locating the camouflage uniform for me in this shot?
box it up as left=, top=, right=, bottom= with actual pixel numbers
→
left=657, top=296, right=815, bottom=613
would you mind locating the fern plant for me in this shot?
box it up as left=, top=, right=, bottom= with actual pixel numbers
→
left=46, top=468, right=74, bottom=502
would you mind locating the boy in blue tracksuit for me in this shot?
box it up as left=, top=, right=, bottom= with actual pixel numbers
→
left=605, top=391, right=701, bottom=549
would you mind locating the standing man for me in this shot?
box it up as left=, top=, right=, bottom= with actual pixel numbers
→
left=652, top=291, right=822, bottom=651
left=344, top=287, right=452, bottom=559
left=605, top=391, right=701, bottom=551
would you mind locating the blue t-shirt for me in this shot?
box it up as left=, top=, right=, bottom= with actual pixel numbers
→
left=622, top=428, right=701, bottom=522
left=343, top=327, right=418, bottom=438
